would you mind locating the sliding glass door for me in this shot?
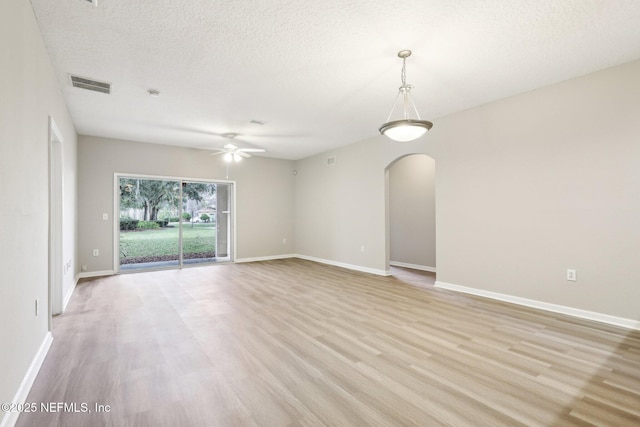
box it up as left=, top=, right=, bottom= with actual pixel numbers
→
left=118, top=176, right=233, bottom=272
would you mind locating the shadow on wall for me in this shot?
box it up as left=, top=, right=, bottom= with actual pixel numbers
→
left=385, top=154, right=436, bottom=274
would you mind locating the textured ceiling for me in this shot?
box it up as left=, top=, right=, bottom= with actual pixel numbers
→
left=30, top=0, right=640, bottom=160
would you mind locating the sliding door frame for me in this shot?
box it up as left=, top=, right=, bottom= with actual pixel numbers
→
left=112, top=173, right=236, bottom=273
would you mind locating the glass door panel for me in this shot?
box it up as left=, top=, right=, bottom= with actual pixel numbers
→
left=216, top=183, right=232, bottom=261
left=119, top=177, right=181, bottom=271
left=181, top=181, right=218, bottom=265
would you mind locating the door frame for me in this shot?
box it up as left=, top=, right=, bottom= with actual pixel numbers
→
left=48, top=117, right=64, bottom=323
left=113, top=173, right=236, bottom=272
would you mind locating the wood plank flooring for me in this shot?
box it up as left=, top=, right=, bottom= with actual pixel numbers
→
left=16, top=259, right=640, bottom=426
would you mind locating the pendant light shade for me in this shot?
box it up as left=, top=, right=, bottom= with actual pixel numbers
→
left=379, top=119, right=432, bottom=142
left=379, top=50, right=433, bottom=142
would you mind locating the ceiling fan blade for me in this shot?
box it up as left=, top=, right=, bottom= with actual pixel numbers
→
left=209, top=151, right=226, bottom=156
left=237, top=151, right=251, bottom=158
left=238, top=148, right=266, bottom=153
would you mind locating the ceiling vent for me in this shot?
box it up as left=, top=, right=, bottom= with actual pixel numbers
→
left=70, top=75, right=110, bottom=94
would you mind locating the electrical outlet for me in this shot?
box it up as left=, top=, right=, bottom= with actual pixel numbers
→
left=282, top=238, right=287, bottom=244
left=92, top=249, right=99, bottom=257
left=567, top=269, right=577, bottom=281
left=360, top=245, right=365, bottom=252
left=102, top=213, right=109, bottom=220
left=81, top=265, right=88, bottom=272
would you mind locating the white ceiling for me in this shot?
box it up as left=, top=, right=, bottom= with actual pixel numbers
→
left=30, top=0, right=640, bottom=160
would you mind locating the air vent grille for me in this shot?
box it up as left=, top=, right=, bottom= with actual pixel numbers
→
left=70, top=75, right=110, bottom=94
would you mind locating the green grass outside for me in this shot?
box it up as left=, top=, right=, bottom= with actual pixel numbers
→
left=119, top=222, right=215, bottom=259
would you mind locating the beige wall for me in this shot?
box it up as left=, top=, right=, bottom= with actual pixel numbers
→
left=295, top=59, right=640, bottom=321
left=293, top=141, right=387, bottom=273
left=431, top=59, right=640, bottom=320
left=77, top=136, right=295, bottom=272
left=388, top=155, right=436, bottom=269
left=0, top=0, right=78, bottom=413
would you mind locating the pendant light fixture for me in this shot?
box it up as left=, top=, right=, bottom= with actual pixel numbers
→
left=379, top=50, right=433, bottom=142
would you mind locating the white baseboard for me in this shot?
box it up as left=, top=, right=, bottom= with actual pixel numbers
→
left=77, top=270, right=115, bottom=279
left=0, top=332, right=53, bottom=427
left=435, top=281, right=640, bottom=331
left=390, top=261, right=436, bottom=273
left=79, top=258, right=391, bottom=280
left=62, top=276, right=79, bottom=312
left=235, top=254, right=391, bottom=276
left=295, top=254, right=391, bottom=276
left=235, top=254, right=296, bottom=263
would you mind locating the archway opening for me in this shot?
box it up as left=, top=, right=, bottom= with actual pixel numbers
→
left=385, top=154, right=436, bottom=283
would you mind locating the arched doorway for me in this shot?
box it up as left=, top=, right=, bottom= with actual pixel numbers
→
left=385, top=154, right=436, bottom=277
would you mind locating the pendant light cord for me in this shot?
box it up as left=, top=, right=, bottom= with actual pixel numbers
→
left=401, top=56, right=407, bottom=88
left=383, top=50, right=427, bottom=124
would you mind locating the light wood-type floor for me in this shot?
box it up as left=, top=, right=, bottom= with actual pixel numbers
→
left=17, top=259, right=640, bottom=426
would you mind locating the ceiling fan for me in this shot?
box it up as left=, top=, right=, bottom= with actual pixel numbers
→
left=210, top=133, right=266, bottom=162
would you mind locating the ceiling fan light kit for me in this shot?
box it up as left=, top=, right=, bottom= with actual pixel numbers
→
left=223, top=152, right=243, bottom=162
left=379, top=50, right=433, bottom=142
left=211, top=134, right=266, bottom=163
